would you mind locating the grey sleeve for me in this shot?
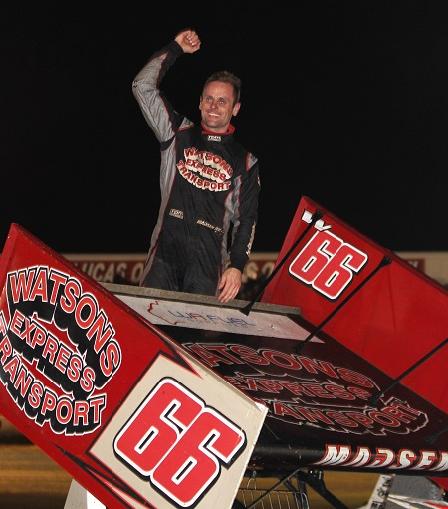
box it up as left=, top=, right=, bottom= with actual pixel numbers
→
left=132, top=41, right=184, bottom=143
left=230, top=154, right=261, bottom=272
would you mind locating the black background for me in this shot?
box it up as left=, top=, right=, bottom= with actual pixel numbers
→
left=2, top=3, right=447, bottom=255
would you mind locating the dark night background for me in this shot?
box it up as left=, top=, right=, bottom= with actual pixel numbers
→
left=2, top=3, right=447, bottom=256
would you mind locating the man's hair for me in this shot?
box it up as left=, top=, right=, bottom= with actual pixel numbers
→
left=203, top=71, right=242, bottom=104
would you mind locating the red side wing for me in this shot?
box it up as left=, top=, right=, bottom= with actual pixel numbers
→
left=262, top=196, right=448, bottom=422
left=0, top=224, right=266, bottom=509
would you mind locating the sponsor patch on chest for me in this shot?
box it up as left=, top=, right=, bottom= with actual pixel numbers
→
left=169, top=208, right=184, bottom=219
left=176, top=146, right=233, bottom=192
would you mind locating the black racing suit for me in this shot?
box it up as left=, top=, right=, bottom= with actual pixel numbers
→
left=133, top=41, right=260, bottom=296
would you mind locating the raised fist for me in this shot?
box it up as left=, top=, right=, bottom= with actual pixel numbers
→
left=175, top=29, right=201, bottom=54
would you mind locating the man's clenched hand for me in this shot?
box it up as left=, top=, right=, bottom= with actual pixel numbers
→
left=175, top=29, right=201, bottom=54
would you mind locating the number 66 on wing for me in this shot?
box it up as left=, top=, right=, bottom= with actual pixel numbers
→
left=289, top=229, right=368, bottom=300
left=114, top=378, right=246, bottom=507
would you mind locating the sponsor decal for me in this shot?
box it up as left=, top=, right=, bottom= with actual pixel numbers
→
left=196, top=219, right=223, bottom=234
left=135, top=299, right=315, bottom=339
left=150, top=305, right=257, bottom=329
left=182, top=343, right=428, bottom=437
left=314, top=444, right=448, bottom=472
left=176, top=147, right=233, bottom=192
left=169, top=208, right=184, bottom=220
left=245, top=223, right=256, bottom=257
left=207, top=135, right=221, bottom=142
left=0, top=266, right=122, bottom=434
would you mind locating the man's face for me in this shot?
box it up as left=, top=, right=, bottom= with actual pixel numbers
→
left=199, top=81, right=241, bottom=133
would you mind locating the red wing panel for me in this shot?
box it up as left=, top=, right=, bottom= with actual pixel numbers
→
left=261, top=196, right=448, bottom=418
left=160, top=321, right=448, bottom=475
left=0, top=225, right=266, bottom=509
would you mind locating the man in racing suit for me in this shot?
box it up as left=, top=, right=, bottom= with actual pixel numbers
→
left=133, top=29, right=260, bottom=302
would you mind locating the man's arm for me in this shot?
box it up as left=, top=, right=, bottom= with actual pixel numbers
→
left=132, top=30, right=200, bottom=143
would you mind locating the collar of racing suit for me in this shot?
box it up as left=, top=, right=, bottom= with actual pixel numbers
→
left=200, top=123, right=235, bottom=136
